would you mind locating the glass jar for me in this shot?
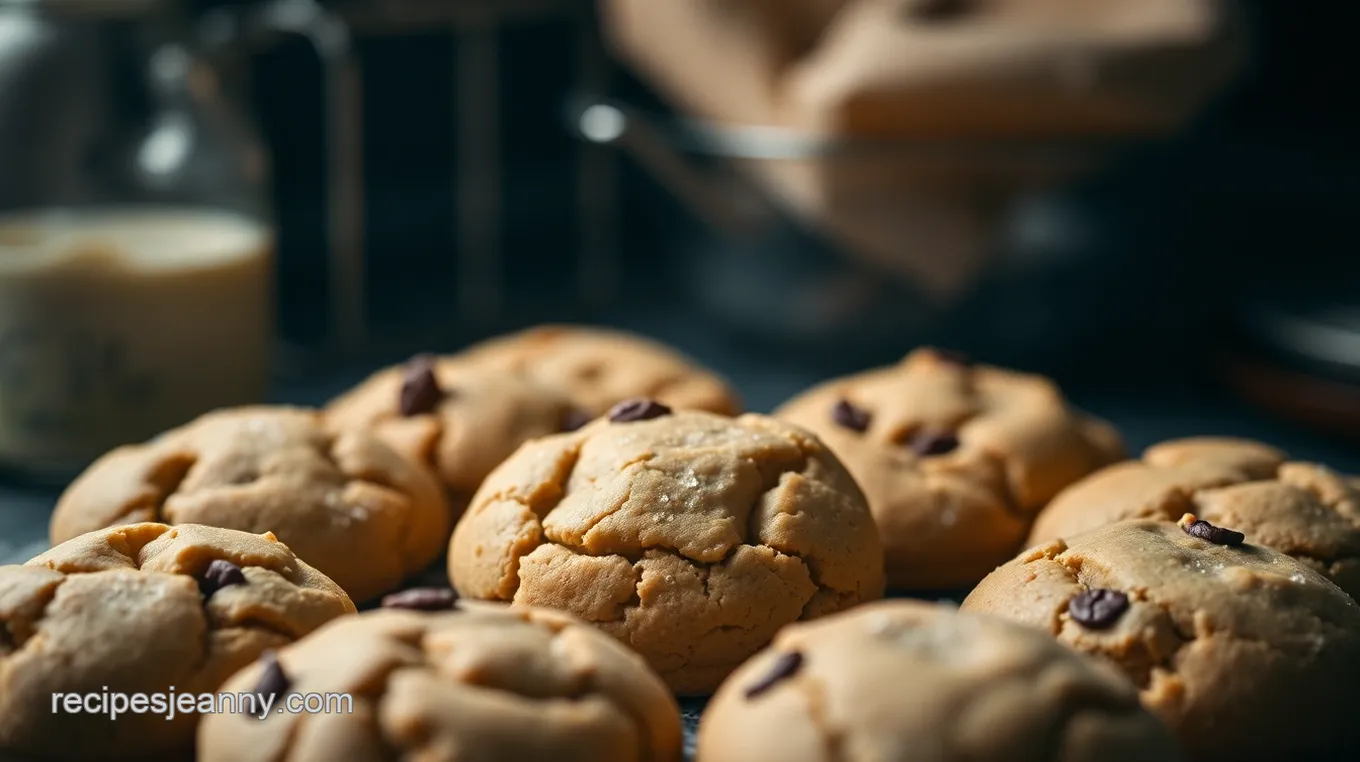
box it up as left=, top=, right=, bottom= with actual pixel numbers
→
left=0, top=0, right=272, bottom=477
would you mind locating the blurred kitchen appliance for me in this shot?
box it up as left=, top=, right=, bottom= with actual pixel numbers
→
left=0, top=0, right=341, bottom=475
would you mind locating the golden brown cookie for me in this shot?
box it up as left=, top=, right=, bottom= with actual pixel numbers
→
left=454, top=325, right=741, bottom=417
left=327, top=356, right=579, bottom=506
left=50, top=406, right=450, bottom=603
left=449, top=404, right=883, bottom=694
left=776, top=348, right=1123, bottom=590
left=699, top=600, right=1183, bottom=762
left=784, top=0, right=1248, bottom=138
left=962, top=519, right=1360, bottom=762
left=0, top=523, right=354, bottom=762
left=198, top=604, right=682, bottom=762
left=1028, top=437, right=1360, bottom=598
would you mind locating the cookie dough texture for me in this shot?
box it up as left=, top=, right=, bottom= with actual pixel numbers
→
left=1028, top=437, right=1360, bottom=598
left=450, top=410, right=884, bottom=694
left=776, top=349, right=1123, bottom=590
left=50, top=406, right=450, bottom=603
left=198, top=605, right=682, bottom=762
left=455, top=325, right=741, bottom=417
left=962, top=520, right=1360, bottom=762
left=0, top=523, right=355, bottom=762
left=328, top=360, right=578, bottom=503
left=699, top=600, right=1183, bottom=762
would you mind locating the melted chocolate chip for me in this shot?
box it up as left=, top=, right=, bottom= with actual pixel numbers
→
left=381, top=587, right=459, bottom=611
left=744, top=651, right=804, bottom=699
left=907, top=430, right=959, bottom=457
left=561, top=408, right=595, bottom=432
left=902, top=0, right=971, bottom=22
left=608, top=398, right=671, bottom=423
left=253, top=651, right=290, bottom=701
left=831, top=400, right=871, bottom=432
left=1183, top=519, right=1245, bottom=547
left=399, top=354, right=444, bottom=417
left=1068, top=589, right=1129, bottom=630
left=200, top=559, right=247, bottom=599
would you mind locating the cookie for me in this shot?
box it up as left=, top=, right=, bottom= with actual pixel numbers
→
left=775, top=348, right=1123, bottom=590
left=453, top=325, right=741, bottom=417
left=0, top=522, right=354, bottom=761
left=698, top=600, right=1183, bottom=762
left=1027, top=437, right=1360, bottom=599
left=327, top=357, right=579, bottom=504
left=50, top=406, right=450, bottom=603
left=783, top=0, right=1248, bottom=138
left=449, top=404, right=884, bottom=694
left=962, top=519, right=1360, bottom=762
left=198, top=604, right=683, bottom=762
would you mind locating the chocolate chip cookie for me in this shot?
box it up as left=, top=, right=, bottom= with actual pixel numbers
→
left=198, top=604, right=682, bottom=762
left=328, top=357, right=579, bottom=505
left=1028, top=437, right=1360, bottom=599
left=0, top=522, right=355, bottom=761
left=962, top=519, right=1360, bottom=762
left=453, top=325, right=742, bottom=417
left=449, top=403, right=884, bottom=695
left=698, top=600, right=1182, bottom=762
left=50, top=406, right=450, bottom=603
left=775, top=348, right=1123, bottom=590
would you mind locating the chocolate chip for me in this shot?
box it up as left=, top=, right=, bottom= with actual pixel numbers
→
left=253, top=651, right=290, bottom=701
left=1068, top=589, right=1129, bottom=630
left=1183, top=519, right=1245, bottom=547
left=200, top=559, right=246, bottom=599
left=907, top=430, right=959, bottom=457
left=744, top=651, right=804, bottom=699
left=561, top=408, right=594, bottom=432
left=902, top=0, right=971, bottom=22
left=608, top=398, right=671, bottom=423
left=831, top=400, right=871, bottom=432
left=399, top=354, right=444, bottom=417
left=381, top=587, right=459, bottom=611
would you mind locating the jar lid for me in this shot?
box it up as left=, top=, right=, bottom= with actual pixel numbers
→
left=1, top=0, right=173, bottom=17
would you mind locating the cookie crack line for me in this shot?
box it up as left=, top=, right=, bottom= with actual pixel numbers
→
left=325, top=434, right=423, bottom=602
left=507, top=447, right=839, bottom=594
left=112, top=451, right=200, bottom=528
left=1042, top=555, right=1195, bottom=690
left=1, top=575, right=69, bottom=654
left=975, top=446, right=1028, bottom=520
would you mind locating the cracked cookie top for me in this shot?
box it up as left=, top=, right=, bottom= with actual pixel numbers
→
left=198, top=605, right=682, bottom=762
left=1028, top=437, right=1360, bottom=598
left=0, top=522, right=355, bottom=761
left=50, top=406, right=451, bottom=603
left=452, top=325, right=742, bottom=417
left=449, top=407, right=884, bottom=695
left=698, top=600, right=1182, bottom=762
left=962, top=519, right=1360, bottom=762
left=776, top=348, right=1123, bottom=590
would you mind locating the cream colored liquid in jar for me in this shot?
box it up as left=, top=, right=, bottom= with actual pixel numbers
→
left=0, top=207, right=272, bottom=472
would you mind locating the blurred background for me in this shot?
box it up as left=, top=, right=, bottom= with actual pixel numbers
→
left=1, top=0, right=1358, bottom=553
